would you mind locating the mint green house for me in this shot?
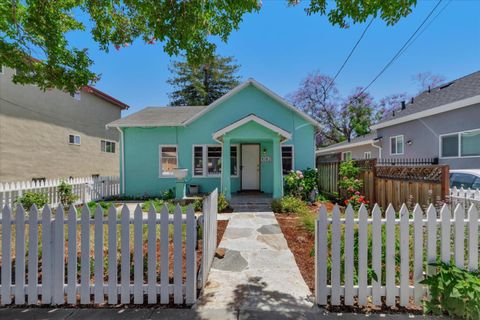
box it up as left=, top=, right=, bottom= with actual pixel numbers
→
left=108, top=79, right=319, bottom=199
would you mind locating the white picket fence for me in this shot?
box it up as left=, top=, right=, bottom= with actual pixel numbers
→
left=0, top=190, right=218, bottom=306
left=315, top=202, right=479, bottom=307
left=199, top=189, right=218, bottom=288
left=450, top=187, right=480, bottom=208
left=0, top=176, right=120, bottom=208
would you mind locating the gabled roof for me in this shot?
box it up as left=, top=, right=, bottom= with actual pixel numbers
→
left=107, top=106, right=206, bottom=127
left=372, top=71, right=480, bottom=129
left=107, top=78, right=321, bottom=129
left=213, top=114, right=292, bottom=142
left=184, top=78, right=320, bottom=127
left=82, top=86, right=130, bottom=110
left=316, top=132, right=379, bottom=154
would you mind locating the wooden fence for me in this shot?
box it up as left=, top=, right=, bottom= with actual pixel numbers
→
left=315, top=203, right=479, bottom=307
left=317, top=159, right=450, bottom=210
left=0, top=190, right=218, bottom=306
left=0, top=176, right=120, bottom=208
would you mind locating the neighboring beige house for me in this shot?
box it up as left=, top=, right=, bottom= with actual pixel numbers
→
left=0, top=67, right=129, bottom=182
left=316, top=132, right=381, bottom=163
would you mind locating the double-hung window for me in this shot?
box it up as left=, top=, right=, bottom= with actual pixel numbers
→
left=69, top=134, right=81, bottom=145
left=341, top=151, right=352, bottom=161
left=159, top=145, right=177, bottom=177
left=440, top=129, right=480, bottom=158
left=281, top=146, right=294, bottom=175
left=101, top=140, right=116, bottom=153
left=192, top=145, right=238, bottom=177
left=390, top=135, right=404, bottom=155
left=364, top=151, right=372, bottom=159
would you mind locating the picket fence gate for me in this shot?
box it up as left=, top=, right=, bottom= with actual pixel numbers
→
left=199, top=189, right=218, bottom=288
left=0, top=176, right=120, bottom=208
left=315, top=202, right=479, bottom=307
left=450, top=187, right=480, bottom=208
left=0, top=189, right=219, bottom=306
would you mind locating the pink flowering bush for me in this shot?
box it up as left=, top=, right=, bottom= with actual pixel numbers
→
left=284, top=168, right=318, bottom=201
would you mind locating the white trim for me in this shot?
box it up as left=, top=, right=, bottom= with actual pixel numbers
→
left=281, top=144, right=295, bottom=175
left=341, top=151, right=352, bottom=161
left=390, top=135, right=404, bottom=156
left=364, top=151, right=372, bottom=159
left=68, top=134, right=81, bottom=145
left=158, top=145, right=178, bottom=178
left=371, top=95, right=480, bottom=130
left=100, top=139, right=116, bottom=153
left=212, top=114, right=292, bottom=142
left=316, top=139, right=375, bottom=154
left=371, top=142, right=382, bottom=159
left=184, top=79, right=320, bottom=127
left=116, top=128, right=125, bottom=193
left=439, top=128, right=480, bottom=159
left=191, top=144, right=239, bottom=178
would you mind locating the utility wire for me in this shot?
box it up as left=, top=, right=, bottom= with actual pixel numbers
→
left=326, top=17, right=375, bottom=93
left=359, top=0, right=444, bottom=95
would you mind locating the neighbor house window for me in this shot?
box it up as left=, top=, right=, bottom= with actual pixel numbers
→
left=341, top=151, right=352, bottom=161
left=159, top=145, right=177, bottom=177
left=364, top=151, right=372, bottom=159
left=101, top=140, right=116, bottom=153
left=440, top=129, right=480, bottom=158
left=207, top=146, right=222, bottom=176
left=192, top=145, right=238, bottom=176
left=390, top=135, right=404, bottom=155
left=69, top=134, right=81, bottom=145
left=282, top=145, right=294, bottom=175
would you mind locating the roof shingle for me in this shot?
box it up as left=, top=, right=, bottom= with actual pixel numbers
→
left=107, top=106, right=207, bottom=127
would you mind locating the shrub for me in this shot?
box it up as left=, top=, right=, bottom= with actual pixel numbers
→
left=271, top=196, right=309, bottom=214
left=58, top=181, right=79, bottom=206
left=421, top=262, right=480, bottom=319
left=217, top=193, right=229, bottom=212
left=344, top=191, right=369, bottom=210
left=284, top=168, right=318, bottom=201
left=193, top=198, right=203, bottom=211
left=160, top=188, right=175, bottom=200
left=15, top=192, right=48, bottom=209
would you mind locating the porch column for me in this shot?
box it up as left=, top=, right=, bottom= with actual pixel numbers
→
left=272, top=136, right=283, bottom=199
left=221, top=136, right=231, bottom=199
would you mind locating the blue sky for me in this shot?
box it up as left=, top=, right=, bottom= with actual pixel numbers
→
left=73, top=0, right=480, bottom=115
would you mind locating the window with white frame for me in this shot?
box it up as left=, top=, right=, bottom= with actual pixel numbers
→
left=364, top=151, right=372, bottom=159
left=159, top=146, right=177, bottom=177
left=341, top=151, right=352, bottom=161
left=440, top=129, right=480, bottom=158
left=101, top=140, right=116, bottom=153
left=390, top=135, right=404, bottom=155
left=282, top=146, right=294, bottom=175
left=69, top=134, right=81, bottom=145
left=192, top=145, right=238, bottom=176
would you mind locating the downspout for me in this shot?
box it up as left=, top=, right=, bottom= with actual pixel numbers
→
left=115, top=127, right=125, bottom=194
left=371, top=141, right=382, bottom=159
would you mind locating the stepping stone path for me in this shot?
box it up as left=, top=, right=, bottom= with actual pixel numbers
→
left=194, top=210, right=314, bottom=317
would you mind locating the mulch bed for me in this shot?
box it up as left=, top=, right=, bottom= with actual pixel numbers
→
left=276, top=202, right=423, bottom=315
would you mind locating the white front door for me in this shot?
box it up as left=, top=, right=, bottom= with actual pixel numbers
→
left=241, top=144, right=260, bottom=190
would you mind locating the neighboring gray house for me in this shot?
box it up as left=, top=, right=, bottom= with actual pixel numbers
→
left=317, top=71, right=480, bottom=169
left=0, top=66, right=129, bottom=181
left=316, top=132, right=381, bottom=162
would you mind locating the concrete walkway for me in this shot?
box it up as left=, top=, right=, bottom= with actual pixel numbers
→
left=194, top=210, right=315, bottom=318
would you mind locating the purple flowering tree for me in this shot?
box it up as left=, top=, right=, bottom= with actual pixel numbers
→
left=412, top=72, right=446, bottom=93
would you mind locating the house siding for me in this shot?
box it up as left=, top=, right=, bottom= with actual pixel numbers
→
left=122, top=84, right=316, bottom=197
left=317, top=143, right=380, bottom=162
left=377, top=103, right=480, bottom=169
left=0, top=67, right=122, bottom=181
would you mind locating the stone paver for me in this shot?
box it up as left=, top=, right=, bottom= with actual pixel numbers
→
left=194, top=210, right=314, bottom=316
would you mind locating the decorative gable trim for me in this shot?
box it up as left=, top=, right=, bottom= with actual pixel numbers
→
left=213, top=114, right=292, bottom=142
left=183, top=78, right=320, bottom=127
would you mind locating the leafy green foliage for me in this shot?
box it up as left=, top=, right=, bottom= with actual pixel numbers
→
left=160, top=189, right=175, bottom=200
left=217, top=193, right=230, bottom=212
left=1, top=1, right=415, bottom=93
left=284, top=168, right=318, bottom=201
left=58, top=181, right=79, bottom=206
left=271, top=196, right=309, bottom=214
left=15, top=191, right=48, bottom=209
left=421, top=262, right=480, bottom=319
left=168, top=55, right=240, bottom=106
left=338, top=161, right=366, bottom=209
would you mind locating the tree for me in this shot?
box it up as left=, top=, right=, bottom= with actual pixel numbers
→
left=0, top=1, right=417, bottom=94
left=289, top=72, right=378, bottom=145
left=412, top=72, right=446, bottom=93
left=377, top=92, right=408, bottom=119
left=167, top=55, right=240, bottom=106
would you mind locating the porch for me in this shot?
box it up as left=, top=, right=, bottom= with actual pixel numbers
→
left=230, top=192, right=273, bottom=212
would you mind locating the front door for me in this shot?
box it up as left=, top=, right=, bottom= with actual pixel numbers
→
left=241, top=144, right=260, bottom=190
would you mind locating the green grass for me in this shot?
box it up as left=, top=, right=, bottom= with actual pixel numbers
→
left=141, top=199, right=189, bottom=213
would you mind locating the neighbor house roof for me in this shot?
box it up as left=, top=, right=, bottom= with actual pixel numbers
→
left=316, top=132, right=379, bottom=155
left=82, top=86, right=130, bottom=110
left=372, top=71, right=480, bottom=130
left=107, top=78, right=321, bottom=128
left=107, top=106, right=207, bottom=127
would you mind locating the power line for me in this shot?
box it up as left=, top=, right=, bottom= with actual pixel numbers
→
left=326, top=17, right=375, bottom=92
left=359, top=0, right=444, bottom=95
